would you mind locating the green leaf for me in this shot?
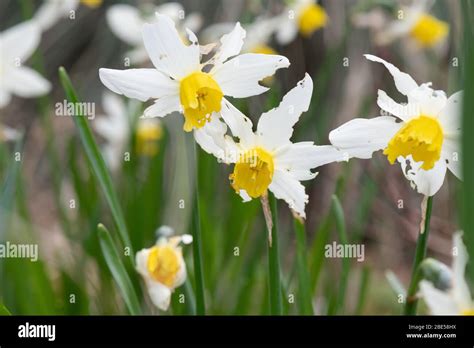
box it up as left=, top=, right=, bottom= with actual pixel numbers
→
left=294, top=218, right=314, bottom=315
left=58, top=67, right=133, bottom=263
left=97, top=223, right=141, bottom=315
left=0, top=303, right=11, bottom=315
left=461, top=0, right=474, bottom=283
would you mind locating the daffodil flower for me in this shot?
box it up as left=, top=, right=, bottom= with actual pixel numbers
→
left=375, top=0, right=448, bottom=48
left=136, top=234, right=192, bottom=311
left=275, top=0, right=328, bottom=45
left=198, top=74, right=344, bottom=218
left=34, top=0, right=102, bottom=31
left=0, top=20, right=51, bottom=108
left=420, top=233, right=474, bottom=315
left=99, top=13, right=289, bottom=141
left=329, top=55, right=462, bottom=196
left=94, top=92, right=162, bottom=170
left=106, top=3, right=202, bottom=65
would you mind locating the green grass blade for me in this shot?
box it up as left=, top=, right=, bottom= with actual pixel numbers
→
left=0, top=303, right=11, bottom=315
left=330, top=195, right=350, bottom=315
left=187, top=140, right=206, bottom=315
left=58, top=67, right=133, bottom=262
left=267, top=193, right=282, bottom=315
left=97, top=223, right=141, bottom=315
left=461, top=0, right=474, bottom=283
left=294, top=218, right=314, bottom=315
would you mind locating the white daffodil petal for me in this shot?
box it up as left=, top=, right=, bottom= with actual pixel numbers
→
left=442, top=138, right=461, bottom=180
left=183, top=13, right=203, bottom=33
left=99, top=68, right=178, bottom=102
left=408, top=84, right=447, bottom=117
left=452, top=233, right=472, bottom=310
left=0, top=89, right=12, bottom=108
left=106, top=4, right=143, bottom=46
left=142, top=13, right=200, bottom=79
left=275, top=143, right=346, bottom=173
left=0, top=20, right=40, bottom=63
left=143, top=95, right=181, bottom=118
left=135, top=248, right=151, bottom=279
left=193, top=115, right=228, bottom=160
left=257, top=74, right=312, bottom=149
left=377, top=89, right=415, bottom=121
left=438, top=91, right=463, bottom=136
left=156, top=2, right=184, bottom=22
left=238, top=189, right=252, bottom=202
left=365, top=54, right=418, bottom=96
left=399, top=156, right=447, bottom=196
left=329, top=116, right=401, bottom=159
left=33, top=0, right=78, bottom=31
left=220, top=99, right=255, bottom=148
left=420, top=281, right=459, bottom=315
left=212, top=53, right=290, bottom=98
left=211, top=22, right=246, bottom=66
left=269, top=169, right=308, bottom=218
left=146, top=280, right=172, bottom=311
left=3, top=67, right=51, bottom=97
left=275, top=15, right=298, bottom=45
left=102, top=92, right=127, bottom=124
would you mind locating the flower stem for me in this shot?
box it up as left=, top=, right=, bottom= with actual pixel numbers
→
left=263, top=193, right=282, bottom=315
left=188, top=140, right=206, bottom=315
left=404, top=196, right=434, bottom=315
left=294, top=218, right=314, bottom=315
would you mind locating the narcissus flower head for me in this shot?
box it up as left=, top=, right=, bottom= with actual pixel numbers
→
left=329, top=54, right=462, bottom=196
left=136, top=233, right=192, bottom=311
left=375, top=1, right=448, bottom=48
left=420, top=233, right=474, bottom=315
left=99, top=13, right=289, bottom=141
left=196, top=74, right=345, bottom=218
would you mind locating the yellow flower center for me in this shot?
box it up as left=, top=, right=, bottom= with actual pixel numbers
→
left=298, top=3, right=328, bottom=37
left=383, top=115, right=444, bottom=170
left=230, top=147, right=275, bottom=198
left=179, top=71, right=223, bottom=132
left=80, top=0, right=102, bottom=8
left=147, top=245, right=181, bottom=287
left=461, top=308, right=474, bottom=315
left=251, top=44, right=278, bottom=55
left=135, top=120, right=163, bottom=156
left=410, top=14, right=449, bottom=47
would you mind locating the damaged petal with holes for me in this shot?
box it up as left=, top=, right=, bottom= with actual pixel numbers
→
left=329, top=54, right=462, bottom=196
left=136, top=233, right=192, bottom=311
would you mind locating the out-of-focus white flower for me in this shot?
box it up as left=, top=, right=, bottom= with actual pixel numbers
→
left=202, top=16, right=280, bottom=55
left=0, top=20, right=51, bottom=108
left=34, top=0, right=102, bottom=31
left=329, top=54, right=462, bottom=196
left=197, top=74, right=344, bottom=218
left=0, top=124, right=20, bottom=142
left=375, top=0, right=448, bottom=48
left=106, top=3, right=203, bottom=65
left=94, top=92, right=162, bottom=170
left=275, top=0, right=328, bottom=45
left=420, top=233, right=474, bottom=315
left=136, top=233, right=192, bottom=311
left=99, top=13, right=289, bottom=151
